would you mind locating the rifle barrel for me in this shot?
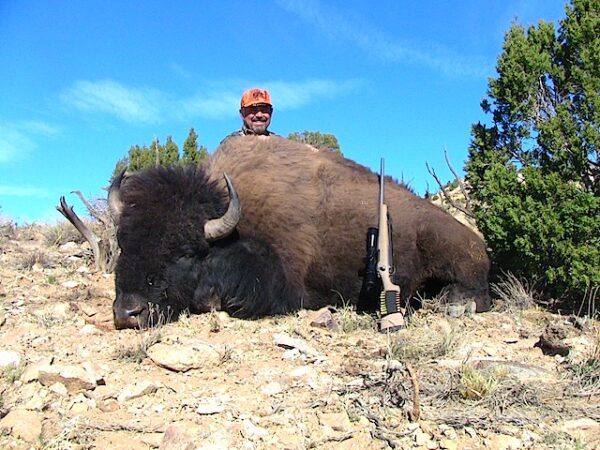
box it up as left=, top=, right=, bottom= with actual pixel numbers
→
left=379, top=158, right=385, bottom=206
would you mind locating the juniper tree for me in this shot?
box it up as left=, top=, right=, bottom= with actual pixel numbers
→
left=288, top=130, right=343, bottom=155
left=465, top=0, right=599, bottom=302
left=182, top=128, right=209, bottom=166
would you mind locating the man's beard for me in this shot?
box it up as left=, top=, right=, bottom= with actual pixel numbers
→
left=251, top=120, right=268, bottom=134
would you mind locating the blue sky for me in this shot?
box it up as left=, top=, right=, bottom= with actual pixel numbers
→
left=0, top=0, right=567, bottom=223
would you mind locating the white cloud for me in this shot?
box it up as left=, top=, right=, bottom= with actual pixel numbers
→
left=0, top=121, right=61, bottom=164
left=178, top=78, right=360, bottom=119
left=264, top=79, right=362, bottom=110
left=179, top=90, right=240, bottom=120
left=60, top=77, right=361, bottom=123
left=276, top=0, right=488, bottom=78
left=0, top=185, right=52, bottom=198
left=61, top=80, right=162, bottom=124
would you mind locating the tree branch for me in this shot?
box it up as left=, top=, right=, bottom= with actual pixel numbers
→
left=56, top=195, right=119, bottom=273
left=426, top=162, right=475, bottom=219
left=443, top=147, right=472, bottom=212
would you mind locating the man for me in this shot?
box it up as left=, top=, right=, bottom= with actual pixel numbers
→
left=221, top=88, right=276, bottom=143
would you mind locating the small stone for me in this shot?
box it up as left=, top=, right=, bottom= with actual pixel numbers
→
left=464, top=426, right=478, bottom=438
left=241, top=419, right=268, bottom=438
left=70, top=402, right=89, bottom=414
left=61, top=280, right=80, bottom=289
left=440, top=438, right=459, bottom=450
left=0, top=409, right=42, bottom=443
left=78, top=303, right=98, bottom=317
left=484, top=433, right=522, bottom=450
left=196, top=399, right=225, bottom=415
left=117, top=380, right=160, bottom=403
left=561, top=418, right=600, bottom=442
left=261, top=382, right=283, bottom=396
left=290, top=366, right=312, bottom=377
left=24, top=392, right=45, bottom=411
left=0, top=351, right=21, bottom=368
left=79, top=324, right=101, bottom=335
left=446, top=303, right=465, bottom=318
left=273, top=332, right=321, bottom=357
left=415, top=430, right=431, bottom=446
left=309, top=307, right=339, bottom=331
left=464, top=301, right=477, bottom=315
left=50, top=303, right=70, bottom=319
left=49, top=382, right=68, bottom=396
left=160, top=423, right=197, bottom=450
left=318, top=411, right=352, bottom=432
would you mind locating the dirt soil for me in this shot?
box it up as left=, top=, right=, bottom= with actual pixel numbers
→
left=0, top=224, right=599, bottom=449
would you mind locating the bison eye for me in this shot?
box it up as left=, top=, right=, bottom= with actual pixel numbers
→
left=146, top=274, right=157, bottom=286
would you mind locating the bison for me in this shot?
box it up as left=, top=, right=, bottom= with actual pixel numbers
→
left=109, top=135, right=491, bottom=329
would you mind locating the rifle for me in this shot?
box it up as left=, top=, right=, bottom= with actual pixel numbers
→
left=358, top=159, right=405, bottom=332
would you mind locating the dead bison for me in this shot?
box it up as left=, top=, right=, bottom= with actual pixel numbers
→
left=110, top=135, right=490, bottom=329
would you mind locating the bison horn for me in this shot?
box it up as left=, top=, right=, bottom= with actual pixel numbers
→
left=204, top=173, right=241, bottom=241
left=107, top=169, right=127, bottom=224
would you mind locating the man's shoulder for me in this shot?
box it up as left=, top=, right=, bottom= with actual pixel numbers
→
left=219, top=129, right=245, bottom=145
left=220, top=129, right=279, bottom=145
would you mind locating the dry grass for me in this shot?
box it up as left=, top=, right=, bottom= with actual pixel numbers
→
left=577, top=285, right=600, bottom=319
left=335, top=304, right=377, bottom=333
left=40, top=417, right=93, bottom=449
left=113, top=307, right=166, bottom=363
left=491, top=271, right=536, bottom=313
left=208, top=309, right=223, bottom=333
left=388, top=313, right=460, bottom=364
left=44, top=221, right=87, bottom=247
left=1, top=363, right=25, bottom=384
left=458, top=364, right=509, bottom=401
left=566, top=336, right=600, bottom=397
left=114, top=328, right=163, bottom=364
left=0, top=219, right=17, bottom=241
left=16, top=249, right=52, bottom=270
left=32, top=312, right=65, bottom=329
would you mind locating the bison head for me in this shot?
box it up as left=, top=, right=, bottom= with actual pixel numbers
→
left=109, top=166, right=241, bottom=329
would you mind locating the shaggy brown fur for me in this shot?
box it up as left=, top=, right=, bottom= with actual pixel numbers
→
left=207, top=135, right=491, bottom=311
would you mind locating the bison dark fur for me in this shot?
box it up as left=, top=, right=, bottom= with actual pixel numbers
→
left=112, top=135, right=491, bottom=329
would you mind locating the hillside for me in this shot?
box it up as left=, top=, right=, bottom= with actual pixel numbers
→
left=0, top=223, right=599, bottom=449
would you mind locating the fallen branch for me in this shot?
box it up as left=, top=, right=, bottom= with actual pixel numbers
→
left=85, top=420, right=166, bottom=433
left=56, top=194, right=119, bottom=273
left=406, top=363, right=421, bottom=422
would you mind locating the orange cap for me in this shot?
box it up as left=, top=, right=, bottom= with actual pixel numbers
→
left=240, top=88, right=272, bottom=108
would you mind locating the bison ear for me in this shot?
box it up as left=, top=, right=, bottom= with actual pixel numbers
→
left=108, top=169, right=127, bottom=224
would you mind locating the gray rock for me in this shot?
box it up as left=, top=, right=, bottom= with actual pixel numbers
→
left=196, top=399, right=226, bottom=415
left=38, top=363, right=99, bottom=392
left=160, top=423, right=197, bottom=450
left=273, top=332, right=321, bottom=358
left=474, top=359, right=550, bottom=382
left=147, top=337, right=222, bottom=372
left=117, top=380, right=161, bottom=402
left=446, top=303, right=465, bottom=318
left=309, top=307, right=339, bottom=331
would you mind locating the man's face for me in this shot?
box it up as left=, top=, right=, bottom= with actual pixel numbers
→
left=240, top=104, right=273, bottom=134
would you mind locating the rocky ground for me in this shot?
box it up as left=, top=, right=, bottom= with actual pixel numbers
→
left=0, top=222, right=599, bottom=450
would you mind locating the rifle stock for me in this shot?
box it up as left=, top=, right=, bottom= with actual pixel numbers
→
left=377, top=159, right=402, bottom=316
